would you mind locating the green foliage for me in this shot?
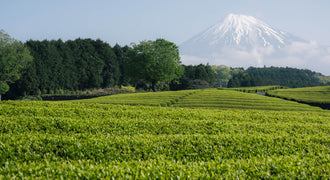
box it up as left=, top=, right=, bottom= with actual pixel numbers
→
left=0, top=100, right=329, bottom=178
left=5, top=38, right=187, bottom=99
left=170, top=64, right=216, bottom=90
left=20, top=95, right=42, bottom=101
left=227, top=70, right=252, bottom=88
left=228, top=66, right=329, bottom=88
left=0, top=82, right=9, bottom=101
left=0, top=82, right=9, bottom=94
left=127, top=39, right=184, bottom=91
left=212, top=65, right=231, bottom=87
left=0, top=30, right=33, bottom=99
left=5, top=38, right=123, bottom=99
left=120, top=85, right=135, bottom=93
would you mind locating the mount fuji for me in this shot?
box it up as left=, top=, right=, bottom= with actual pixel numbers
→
left=180, top=14, right=330, bottom=75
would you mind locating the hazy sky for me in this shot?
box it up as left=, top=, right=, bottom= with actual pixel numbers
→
left=1, top=0, right=330, bottom=46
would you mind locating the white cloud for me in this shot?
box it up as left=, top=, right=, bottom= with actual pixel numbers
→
left=320, top=55, right=330, bottom=64
left=266, top=56, right=308, bottom=68
left=181, top=41, right=330, bottom=75
left=284, top=41, right=320, bottom=57
left=180, top=55, right=211, bottom=65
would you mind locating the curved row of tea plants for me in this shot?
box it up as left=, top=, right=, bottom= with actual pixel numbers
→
left=74, top=90, right=198, bottom=107
left=267, top=86, right=330, bottom=109
left=173, top=89, right=323, bottom=111
left=0, top=100, right=329, bottom=179
left=229, top=85, right=286, bottom=93
left=74, top=88, right=323, bottom=111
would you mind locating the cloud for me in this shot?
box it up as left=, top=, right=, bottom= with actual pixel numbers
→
left=181, top=41, right=330, bottom=75
left=284, top=41, right=320, bottom=57
left=320, top=55, right=330, bottom=64
left=180, top=55, right=211, bottom=65
left=266, top=56, right=308, bottom=68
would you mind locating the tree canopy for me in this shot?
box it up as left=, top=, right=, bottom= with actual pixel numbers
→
left=227, top=67, right=330, bottom=88
left=170, top=64, right=217, bottom=90
left=0, top=30, right=33, bottom=100
left=126, top=39, right=183, bottom=91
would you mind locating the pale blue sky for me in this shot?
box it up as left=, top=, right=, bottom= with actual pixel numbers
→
left=1, top=0, right=330, bottom=46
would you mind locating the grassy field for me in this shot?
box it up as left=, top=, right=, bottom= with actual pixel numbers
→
left=267, top=86, right=330, bottom=109
left=1, top=89, right=329, bottom=179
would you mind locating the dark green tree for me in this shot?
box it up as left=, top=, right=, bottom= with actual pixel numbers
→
left=95, top=40, right=119, bottom=88
left=0, top=30, right=33, bottom=100
left=170, top=64, right=217, bottom=90
left=114, top=44, right=131, bottom=86
left=127, top=39, right=183, bottom=91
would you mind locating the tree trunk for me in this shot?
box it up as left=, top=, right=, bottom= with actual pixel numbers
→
left=0, top=94, right=2, bottom=101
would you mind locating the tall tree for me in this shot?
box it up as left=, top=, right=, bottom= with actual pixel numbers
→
left=212, top=65, right=231, bottom=87
left=0, top=30, right=33, bottom=100
left=114, top=44, right=131, bottom=86
left=127, top=39, right=183, bottom=91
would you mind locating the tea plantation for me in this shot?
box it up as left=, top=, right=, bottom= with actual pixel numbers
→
left=267, top=86, right=330, bottom=109
left=0, top=88, right=329, bottom=179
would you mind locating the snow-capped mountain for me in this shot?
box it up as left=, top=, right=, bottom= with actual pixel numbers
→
left=181, top=14, right=304, bottom=58
left=180, top=14, right=330, bottom=75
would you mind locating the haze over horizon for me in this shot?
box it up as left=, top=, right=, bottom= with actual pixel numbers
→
left=1, top=0, right=330, bottom=74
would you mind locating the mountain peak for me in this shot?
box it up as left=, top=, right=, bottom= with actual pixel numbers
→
left=181, top=13, right=303, bottom=56
left=221, top=14, right=264, bottom=33
left=217, top=14, right=263, bottom=45
left=205, top=13, right=289, bottom=47
left=224, top=13, right=258, bottom=24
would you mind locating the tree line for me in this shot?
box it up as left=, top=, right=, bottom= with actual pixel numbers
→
left=1, top=30, right=330, bottom=100
left=3, top=37, right=220, bottom=99
left=5, top=39, right=124, bottom=99
left=227, top=67, right=330, bottom=88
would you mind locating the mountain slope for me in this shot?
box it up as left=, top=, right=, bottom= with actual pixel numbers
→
left=180, top=14, right=329, bottom=75
left=183, top=14, right=301, bottom=50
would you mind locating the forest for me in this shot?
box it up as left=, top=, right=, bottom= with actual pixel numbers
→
left=227, top=67, right=330, bottom=88
left=3, top=38, right=330, bottom=100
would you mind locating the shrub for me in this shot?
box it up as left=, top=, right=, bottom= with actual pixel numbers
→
left=121, top=85, right=135, bottom=93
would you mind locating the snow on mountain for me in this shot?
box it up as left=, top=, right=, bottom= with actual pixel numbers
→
left=180, top=14, right=330, bottom=75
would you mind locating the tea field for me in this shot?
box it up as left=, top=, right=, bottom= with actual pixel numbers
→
left=267, top=86, right=330, bottom=104
left=0, top=89, right=329, bottom=179
left=173, top=89, right=322, bottom=111
left=77, top=88, right=324, bottom=111
left=229, top=85, right=286, bottom=93
left=75, top=89, right=197, bottom=107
